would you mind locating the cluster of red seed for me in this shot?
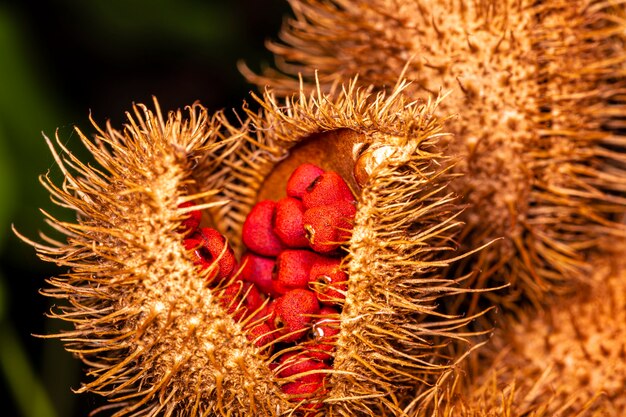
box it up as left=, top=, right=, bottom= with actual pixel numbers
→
left=179, top=163, right=356, bottom=415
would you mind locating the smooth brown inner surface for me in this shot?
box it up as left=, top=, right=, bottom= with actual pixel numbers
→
left=257, top=129, right=365, bottom=202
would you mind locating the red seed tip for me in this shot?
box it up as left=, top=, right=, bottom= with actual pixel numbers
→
left=245, top=322, right=275, bottom=350
left=303, top=201, right=357, bottom=254
left=242, top=200, right=285, bottom=257
left=274, top=197, right=309, bottom=248
left=273, top=289, right=320, bottom=343
left=302, top=171, right=355, bottom=209
left=286, top=163, right=325, bottom=199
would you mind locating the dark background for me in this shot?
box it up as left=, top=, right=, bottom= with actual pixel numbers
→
left=0, top=1, right=290, bottom=416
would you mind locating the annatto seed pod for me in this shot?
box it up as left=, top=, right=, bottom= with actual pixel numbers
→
left=243, top=0, right=626, bottom=310
left=208, top=79, right=496, bottom=416
left=20, top=82, right=495, bottom=416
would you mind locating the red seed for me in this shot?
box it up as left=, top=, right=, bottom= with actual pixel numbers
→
left=275, top=250, right=323, bottom=292
left=271, top=276, right=291, bottom=297
left=309, top=257, right=348, bottom=305
left=282, top=371, right=327, bottom=416
left=276, top=351, right=330, bottom=379
left=274, top=197, right=309, bottom=248
left=242, top=200, right=284, bottom=257
left=273, top=289, right=320, bottom=343
left=177, top=202, right=202, bottom=235
left=302, top=171, right=354, bottom=209
left=286, top=163, right=325, bottom=199
left=276, top=359, right=328, bottom=417
left=243, top=281, right=264, bottom=313
left=183, top=237, right=203, bottom=258
left=268, top=360, right=279, bottom=372
left=281, top=378, right=324, bottom=398
left=303, top=201, right=357, bottom=253
left=305, top=306, right=341, bottom=361
left=218, top=281, right=245, bottom=320
left=247, top=300, right=275, bottom=327
left=245, top=322, right=275, bottom=349
left=219, top=281, right=263, bottom=322
left=240, top=252, right=275, bottom=296
left=262, top=299, right=278, bottom=327
left=184, top=227, right=236, bottom=282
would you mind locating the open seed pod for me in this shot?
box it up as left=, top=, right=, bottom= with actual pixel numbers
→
left=244, top=0, right=626, bottom=310
left=20, top=81, right=495, bottom=416
left=209, top=80, right=498, bottom=416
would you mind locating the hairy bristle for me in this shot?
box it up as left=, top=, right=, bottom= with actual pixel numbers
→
left=245, top=0, right=626, bottom=309
left=443, top=241, right=626, bottom=416
left=329, top=132, right=487, bottom=416
left=23, top=100, right=287, bottom=416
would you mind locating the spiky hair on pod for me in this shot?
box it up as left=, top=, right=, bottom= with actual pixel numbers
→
left=18, top=101, right=289, bottom=417
left=442, top=242, right=626, bottom=416
left=243, top=0, right=626, bottom=310
left=209, top=78, right=495, bottom=416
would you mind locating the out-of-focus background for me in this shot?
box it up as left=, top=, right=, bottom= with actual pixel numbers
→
left=0, top=1, right=289, bottom=416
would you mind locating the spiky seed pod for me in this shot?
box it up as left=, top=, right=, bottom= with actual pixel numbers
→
left=244, top=0, right=626, bottom=309
left=209, top=79, right=493, bottom=416
left=20, top=101, right=289, bottom=416
left=22, top=82, right=496, bottom=415
left=442, top=242, right=626, bottom=417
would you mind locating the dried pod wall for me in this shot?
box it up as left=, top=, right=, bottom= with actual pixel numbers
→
left=20, top=103, right=288, bottom=416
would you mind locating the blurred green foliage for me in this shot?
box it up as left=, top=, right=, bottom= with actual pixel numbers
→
left=0, top=1, right=288, bottom=416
